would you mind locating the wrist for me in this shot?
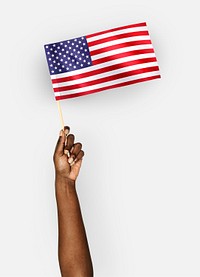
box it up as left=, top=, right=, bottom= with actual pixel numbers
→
left=55, top=173, right=76, bottom=194
left=55, top=173, right=75, bottom=184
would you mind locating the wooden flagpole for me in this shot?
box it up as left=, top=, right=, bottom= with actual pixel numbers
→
left=56, top=101, right=65, bottom=130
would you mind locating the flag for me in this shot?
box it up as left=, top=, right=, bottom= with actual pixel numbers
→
left=44, top=22, right=160, bottom=100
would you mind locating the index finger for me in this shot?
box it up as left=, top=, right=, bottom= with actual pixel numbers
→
left=64, top=126, right=70, bottom=137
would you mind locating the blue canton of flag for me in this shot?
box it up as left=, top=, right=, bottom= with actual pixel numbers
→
left=44, top=36, right=92, bottom=75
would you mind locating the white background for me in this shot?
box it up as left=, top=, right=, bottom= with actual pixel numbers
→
left=0, top=0, right=200, bottom=276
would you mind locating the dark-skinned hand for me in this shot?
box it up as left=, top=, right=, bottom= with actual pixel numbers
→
left=53, top=126, right=84, bottom=183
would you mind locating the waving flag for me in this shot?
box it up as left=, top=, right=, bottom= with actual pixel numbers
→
left=44, top=22, right=160, bottom=100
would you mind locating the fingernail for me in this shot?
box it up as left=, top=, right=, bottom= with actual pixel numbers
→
left=64, top=149, right=71, bottom=157
left=64, top=128, right=69, bottom=136
left=70, top=146, right=74, bottom=153
left=64, top=150, right=70, bottom=158
left=68, top=157, right=74, bottom=163
left=70, top=161, right=75, bottom=166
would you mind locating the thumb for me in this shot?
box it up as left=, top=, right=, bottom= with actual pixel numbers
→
left=54, top=130, right=65, bottom=156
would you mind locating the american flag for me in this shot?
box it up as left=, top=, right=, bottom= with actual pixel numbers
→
left=44, top=22, right=160, bottom=100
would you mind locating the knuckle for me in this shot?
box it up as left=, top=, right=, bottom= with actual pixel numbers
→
left=76, top=142, right=82, bottom=148
left=68, top=134, right=75, bottom=140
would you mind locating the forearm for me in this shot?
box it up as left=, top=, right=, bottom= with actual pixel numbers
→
left=55, top=175, right=93, bottom=277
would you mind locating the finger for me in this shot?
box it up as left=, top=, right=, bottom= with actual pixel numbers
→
left=71, top=142, right=82, bottom=156
left=68, top=150, right=85, bottom=165
left=64, top=134, right=75, bottom=156
left=54, top=130, right=65, bottom=156
left=68, top=144, right=83, bottom=164
left=64, top=126, right=70, bottom=137
left=70, top=158, right=83, bottom=167
left=74, top=150, right=84, bottom=163
left=64, top=126, right=70, bottom=145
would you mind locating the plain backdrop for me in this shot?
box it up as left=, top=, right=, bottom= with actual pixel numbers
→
left=0, top=0, right=200, bottom=276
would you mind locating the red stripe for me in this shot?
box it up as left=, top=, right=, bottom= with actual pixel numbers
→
left=92, top=48, right=155, bottom=65
left=90, top=40, right=151, bottom=56
left=55, top=75, right=161, bottom=100
left=86, top=22, right=147, bottom=39
left=52, top=57, right=157, bottom=84
left=88, top=31, right=149, bottom=47
left=53, top=66, right=159, bottom=92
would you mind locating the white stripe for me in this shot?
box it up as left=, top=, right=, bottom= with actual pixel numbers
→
left=87, top=26, right=148, bottom=42
left=51, top=53, right=156, bottom=81
left=89, top=35, right=150, bottom=51
left=54, top=70, right=160, bottom=96
left=92, top=44, right=153, bottom=61
left=53, top=62, right=158, bottom=88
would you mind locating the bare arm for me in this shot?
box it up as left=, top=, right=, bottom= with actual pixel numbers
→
left=53, top=126, right=93, bottom=277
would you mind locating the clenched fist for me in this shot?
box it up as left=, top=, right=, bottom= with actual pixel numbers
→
left=53, top=126, right=85, bottom=183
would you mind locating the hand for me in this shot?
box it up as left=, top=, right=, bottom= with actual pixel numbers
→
left=53, top=126, right=85, bottom=183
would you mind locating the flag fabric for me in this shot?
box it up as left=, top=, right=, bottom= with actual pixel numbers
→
left=44, top=22, right=160, bottom=100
